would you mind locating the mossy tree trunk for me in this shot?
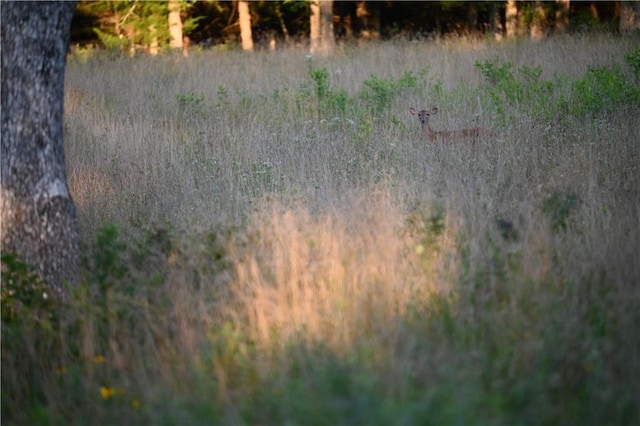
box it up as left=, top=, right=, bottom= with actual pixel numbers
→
left=1, top=1, right=80, bottom=297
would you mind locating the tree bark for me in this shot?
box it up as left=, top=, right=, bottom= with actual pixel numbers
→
left=356, top=1, right=380, bottom=40
left=149, top=24, right=159, bottom=55
left=310, top=0, right=334, bottom=55
left=555, top=0, right=570, bottom=33
left=1, top=1, right=80, bottom=297
left=168, top=1, right=184, bottom=51
left=238, top=0, right=254, bottom=51
left=320, top=0, right=335, bottom=54
left=531, top=0, right=547, bottom=41
left=490, top=2, right=504, bottom=41
left=466, top=2, right=479, bottom=36
left=506, top=0, right=518, bottom=38
left=310, top=0, right=321, bottom=53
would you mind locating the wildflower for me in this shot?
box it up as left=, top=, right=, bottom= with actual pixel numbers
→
left=93, top=355, right=106, bottom=364
left=100, top=386, right=116, bottom=399
left=131, top=399, right=141, bottom=409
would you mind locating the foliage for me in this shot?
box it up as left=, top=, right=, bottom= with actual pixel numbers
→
left=176, top=90, right=206, bottom=113
left=542, top=191, right=579, bottom=232
left=476, top=59, right=559, bottom=121
left=72, top=1, right=628, bottom=50
left=308, top=64, right=331, bottom=100
left=571, top=65, right=638, bottom=116
left=93, top=28, right=128, bottom=52
left=626, top=47, right=640, bottom=82
left=79, top=0, right=200, bottom=53
left=1, top=254, right=60, bottom=331
left=477, top=55, right=640, bottom=122
left=360, top=71, right=417, bottom=112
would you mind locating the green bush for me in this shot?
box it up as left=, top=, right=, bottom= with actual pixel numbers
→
left=542, top=191, right=579, bottom=232
left=625, top=47, right=640, bottom=81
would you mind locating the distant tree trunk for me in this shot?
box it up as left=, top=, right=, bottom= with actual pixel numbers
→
left=356, top=1, right=380, bottom=40
left=491, top=2, right=504, bottom=41
left=310, top=0, right=334, bottom=55
left=1, top=1, right=80, bottom=297
left=126, top=23, right=136, bottom=57
left=531, top=0, right=547, bottom=41
left=555, top=0, right=570, bottom=33
left=238, top=0, right=254, bottom=51
left=466, top=2, right=479, bottom=36
left=589, top=1, right=599, bottom=21
left=149, top=24, right=159, bottom=55
left=310, top=0, right=320, bottom=52
left=620, top=1, right=640, bottom=32
left=506, top=0, right=518, bottom=38
left=334, top=1, right=355, bottom=40
left=274, top=3, right=291, bottom=45
left=320, top=0, right=335, bottom=53
left=168, top=1, right=184, bottom=52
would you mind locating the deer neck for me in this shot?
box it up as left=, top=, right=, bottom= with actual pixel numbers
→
left=421, top=122, right=436, bottom=142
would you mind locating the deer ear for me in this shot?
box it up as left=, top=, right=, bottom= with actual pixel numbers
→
left=409, top=107, right=417, bottom=115
left=430, top=107, right=439, bottom=114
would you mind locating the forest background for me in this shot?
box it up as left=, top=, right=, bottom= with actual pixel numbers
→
left=71, top=1, right=640, bottom=55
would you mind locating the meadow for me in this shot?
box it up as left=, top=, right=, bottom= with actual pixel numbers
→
left=2, top=34, right=640, bottom=425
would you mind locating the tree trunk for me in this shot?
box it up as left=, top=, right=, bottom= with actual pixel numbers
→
left=238, top=0, right=254, bottom=51
left=506, top=0, right=518, bottom=38
left=491, top=2, right=504, bottom=41
left=356, top=1, right=380, bottom=40
left=531, top=0, right=547, bottom=41
left=310, top=0, right=334, bottom=55
left=149, top=24, right=159, bottom=55
left=466, top=2, right=479, bottom=36
left=1, top=1, right=80, bottom=297
left=620, top=1, right=640, bottom=32
left=310, top=0, right=320, bottom=53
left=555, top=0, right=570, bottom=33
left=168, top=1, right=184, bottom=51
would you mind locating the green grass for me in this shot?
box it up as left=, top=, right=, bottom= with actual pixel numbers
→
left=2, top=34, right=640, bottom=425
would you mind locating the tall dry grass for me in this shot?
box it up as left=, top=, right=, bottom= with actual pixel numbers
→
left=2, top=34, right=639, bottom=424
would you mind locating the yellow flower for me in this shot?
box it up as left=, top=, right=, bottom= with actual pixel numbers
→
left=100, top=386, right=116, bottom=399
left=54, top=366, right=67, bottom=376
left=131, top=399, right=141, bottom=409
left=93, top=355, right=106, bottom=364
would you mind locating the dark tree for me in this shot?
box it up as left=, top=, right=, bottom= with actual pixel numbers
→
left=1, top=1, right=80, bottom=296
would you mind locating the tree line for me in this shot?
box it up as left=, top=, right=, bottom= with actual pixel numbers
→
left=72, top=1, right=640, bottom=56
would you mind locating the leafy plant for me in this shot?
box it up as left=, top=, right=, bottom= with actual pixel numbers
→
left=571, top=65, right=638, bottom=116
left=93, top=28, right=128, bottom=52
left=360, top=71, right=417, bottom=112
left=542, top=191, right=579, bottom=232
left=625, top=47, right=640, bottom=82
left=476, top=59, right=557, bottom=121
left=1, top=254, right=60, bottom=329
left=308, top=65, right=330, bottom=101
left=176, top=91, right=206, bottom=112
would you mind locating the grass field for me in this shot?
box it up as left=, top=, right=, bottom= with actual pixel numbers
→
left=3, top=34, right=640, bottom=425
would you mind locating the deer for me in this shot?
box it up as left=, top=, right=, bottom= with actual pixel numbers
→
left=409, top=107, right=495, bottom=143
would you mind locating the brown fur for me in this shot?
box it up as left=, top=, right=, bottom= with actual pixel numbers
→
left=410, top=107, right=495, bottom=143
